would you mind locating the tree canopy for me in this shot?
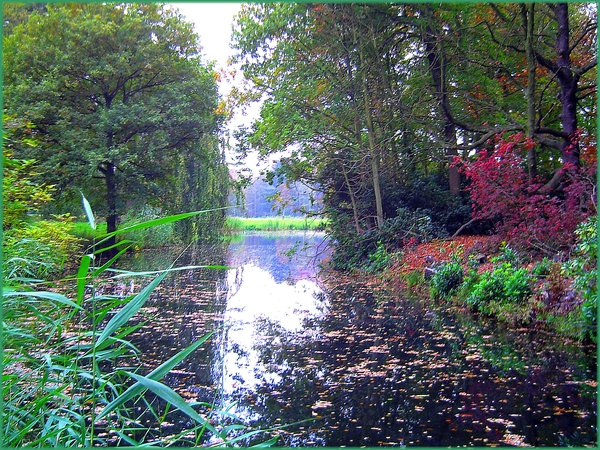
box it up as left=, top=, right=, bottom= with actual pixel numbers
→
left=231, top=2, right=596, bottom=266
left=3, top=2, right=230, bottom=246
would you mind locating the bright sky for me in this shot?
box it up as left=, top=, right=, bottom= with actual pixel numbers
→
left=170, top=2, right=266, bottom=175
left=171, top=2, right=242, bottom=72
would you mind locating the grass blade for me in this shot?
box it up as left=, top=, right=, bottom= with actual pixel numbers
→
left=76, top=254, right=92, bottom=306
left=99, top=208, right=231, bottom=239
left=3, top=290, right=82, bottom=310
left=81, top=193, right=96, bottom=230
left=124, top=371, right=219, bottom=435
left=106, top=265, right=231, bottom=279
left=96, top=332, right=213, bottom=421
left=94, top=270, right=168, bottom=349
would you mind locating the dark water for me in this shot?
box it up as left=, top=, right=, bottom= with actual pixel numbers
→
left=120, top=232, right=597, bottom=447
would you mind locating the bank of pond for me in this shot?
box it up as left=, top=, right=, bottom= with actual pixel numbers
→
left=2, top=231, right=596, bottom=447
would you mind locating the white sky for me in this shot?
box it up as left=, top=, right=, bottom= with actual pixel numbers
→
left=170, top=2, right=268, bottom=176
left=171, top=3, right=242, bottom=79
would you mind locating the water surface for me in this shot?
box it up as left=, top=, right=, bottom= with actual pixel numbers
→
left=121, top=232, right=596, bottom=447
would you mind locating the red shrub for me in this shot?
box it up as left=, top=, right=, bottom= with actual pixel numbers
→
left=454, top=132, right=596, bottom=254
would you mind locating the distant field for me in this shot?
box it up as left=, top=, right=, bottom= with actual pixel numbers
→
left=226, top=216, right=327, bottom=231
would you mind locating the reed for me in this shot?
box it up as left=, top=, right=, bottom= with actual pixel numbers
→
left=1, top=201, right=277, bottom=447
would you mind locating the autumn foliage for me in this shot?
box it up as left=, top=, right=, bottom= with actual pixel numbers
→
left=455, top=132, right=596, bottom=254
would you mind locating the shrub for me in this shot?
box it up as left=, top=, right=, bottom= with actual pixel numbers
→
left=364, top=241, right=390, bottom=273
left=3, top=215, right=82, bottom=279
left=466, top=263, right=532, bottom=311
left=455, top=132, right=596, bottom=254
left=382, top=174, right=473, bottom=235
left=531, top=257, right=554, bottom=278
left=562, top=215, right=597, bottom=341
left=430, top=261, right=464, bottom=300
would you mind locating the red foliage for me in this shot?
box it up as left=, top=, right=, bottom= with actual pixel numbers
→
left=454, top=132, right=596, bottom=253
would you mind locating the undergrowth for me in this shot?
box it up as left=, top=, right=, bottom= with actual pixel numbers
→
left=1, top=200, right=280, bottom=447
left=393, top=216, right=597, bottom=342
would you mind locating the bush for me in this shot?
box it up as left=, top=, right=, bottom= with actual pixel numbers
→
left=382, top=174, right=473, bottom=235
left=430, top=261, right=464, bottom=300
left=455, top=132, right=596, bottom=254
left=562, top=215, right=597, bottom=341
left=3, top=215, right=82, bottom=279
left=531, top=257, right=553, bottom=278
left=466, top=263, right=532, bottom=311
left=363, top=241, right=390, bottom=273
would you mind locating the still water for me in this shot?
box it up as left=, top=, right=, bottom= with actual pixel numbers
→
left=122, top=232, right=596, bottom=447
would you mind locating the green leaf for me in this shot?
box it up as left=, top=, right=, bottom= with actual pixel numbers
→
left=124, top=371, right=219, bottom=435
left=94, top=270, right=168, bottom=349
left=98, top=208, right=231, bottom=239
left=95, top=332, right=213, bottom=421
left=76, top=254, right=92, bottom=306
left=106, top=264, right=231, bottom=279
left=3, top=290, right=82, bottom=310
left=251, top=436, right=280, bottom=447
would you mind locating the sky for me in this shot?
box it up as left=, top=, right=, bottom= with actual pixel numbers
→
left=170, top=3, right=266, bottom=174
left=171, top=2, right=242, bottom=83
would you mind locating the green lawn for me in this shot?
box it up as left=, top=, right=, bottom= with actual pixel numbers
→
left=226, top=216, right=327, bottom=231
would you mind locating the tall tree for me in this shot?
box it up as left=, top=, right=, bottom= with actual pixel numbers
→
left=534, top=3, right=596, bottom=187
left=3, top=3, right=228, bottom=248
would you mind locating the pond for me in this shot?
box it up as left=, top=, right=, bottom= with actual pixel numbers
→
left=120, top=231, right=597, bottom=447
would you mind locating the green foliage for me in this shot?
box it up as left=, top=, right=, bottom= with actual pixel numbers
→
left=121, top=206, right=180, bottom=249
left=2, top=203, right=277, bottom=446
left=71, top=221, right=108, bottom=241
left=231, top=2, right=595, bottom=271
left=4, top=3, right=229, bottom=242
left=430, top=261, right=464, bottom=300
left=466, top=263, right=533, bottom=311
left=490, top=242, right=522, bottom=266
left=561, top=215, right=597, bottom=341
left=531, top=257, right=554, bottom=278
left=3, top=216, right=82, bottom=279
left=2, top=118, right=54, bottom=230
left=363, top=241, right=390, bottom=274
left=3, top=131, right=83, bottom=277
left=383, top=175, right=473, bottom=236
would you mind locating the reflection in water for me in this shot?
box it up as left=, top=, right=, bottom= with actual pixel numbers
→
left=218, top=232, right=329, bottom=406
left=121, top=232, right=596, bottom=447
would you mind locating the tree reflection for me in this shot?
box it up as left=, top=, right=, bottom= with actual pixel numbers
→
left=227, top=272, right=596, bottom=446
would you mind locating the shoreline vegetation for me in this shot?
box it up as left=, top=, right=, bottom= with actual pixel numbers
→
left=3, top=210, right=596, bottom=446
left=69, top=215, right=596, bottom=344
left=225, top=216, right=327, bottom=231
left=72, top=216, right=327, bottom=244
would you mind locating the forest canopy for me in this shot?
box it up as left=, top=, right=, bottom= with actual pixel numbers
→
left=3, top=2, right=230, bottom=245
left=230, top=2, right=597, bottom=268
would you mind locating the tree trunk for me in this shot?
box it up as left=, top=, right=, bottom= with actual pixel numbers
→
left=342, top=163, right=362, bottom=234
left=554, top=3, right=580, bottom=168
left=522, top=3, right=537, bottom=180
left=424, top=14, right=460, bottom=195
left=360, top=50, right=384, bottom=229
left=535, top=3, right=583, bottom=191
left=98, top=160, right=118, bottom=255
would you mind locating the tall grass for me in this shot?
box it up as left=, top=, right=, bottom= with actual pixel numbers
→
left=226, top=216, right=327, bottom=231
left=1, top=202, right=277, bottom=447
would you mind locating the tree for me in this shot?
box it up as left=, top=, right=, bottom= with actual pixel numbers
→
left=230, top=2, right=596, bottom=267
left=3, top=3, right=228, bottom=249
